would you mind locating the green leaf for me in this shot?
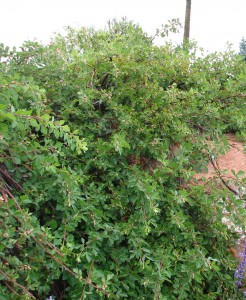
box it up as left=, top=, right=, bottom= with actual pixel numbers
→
left=111, top=133, right=130, bottom=155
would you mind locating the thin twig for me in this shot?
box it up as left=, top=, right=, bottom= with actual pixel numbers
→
left=209, top=157, right=238, bottom=196
left=32, top=236, right=110, bottom=297
left=2, top=280, right=21, bottom=296
left=0, top=269, right=36, bottom=299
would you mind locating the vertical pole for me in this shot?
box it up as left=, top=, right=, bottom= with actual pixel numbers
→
left=183, top=0, right=192, bottom=45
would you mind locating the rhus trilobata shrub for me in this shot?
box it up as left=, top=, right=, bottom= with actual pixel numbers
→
left=0, top=20, right=246, bottom=299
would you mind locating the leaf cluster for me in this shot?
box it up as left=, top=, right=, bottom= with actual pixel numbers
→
left=0, top=20, right=246, bottom=299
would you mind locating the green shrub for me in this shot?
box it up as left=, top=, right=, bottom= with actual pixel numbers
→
left=0, top=20, right=246, bottom=299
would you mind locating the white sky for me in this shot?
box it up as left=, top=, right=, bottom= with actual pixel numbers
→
left=0, top=0, right=245, bottom=53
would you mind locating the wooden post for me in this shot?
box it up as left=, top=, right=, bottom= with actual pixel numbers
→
left=183, top=0, right=192, bottom=44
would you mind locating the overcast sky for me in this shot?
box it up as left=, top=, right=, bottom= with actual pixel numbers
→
left=1, top=0, right=245, bottom=53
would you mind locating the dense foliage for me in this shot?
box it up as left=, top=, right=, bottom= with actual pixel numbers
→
left=0, top=20, right=246, bottom=299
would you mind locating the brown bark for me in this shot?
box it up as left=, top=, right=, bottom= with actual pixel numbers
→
left=183, top=0, right=192, bottom=44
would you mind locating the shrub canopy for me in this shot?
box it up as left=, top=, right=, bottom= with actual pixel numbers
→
left=0, top=20, right=246, bottom=299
